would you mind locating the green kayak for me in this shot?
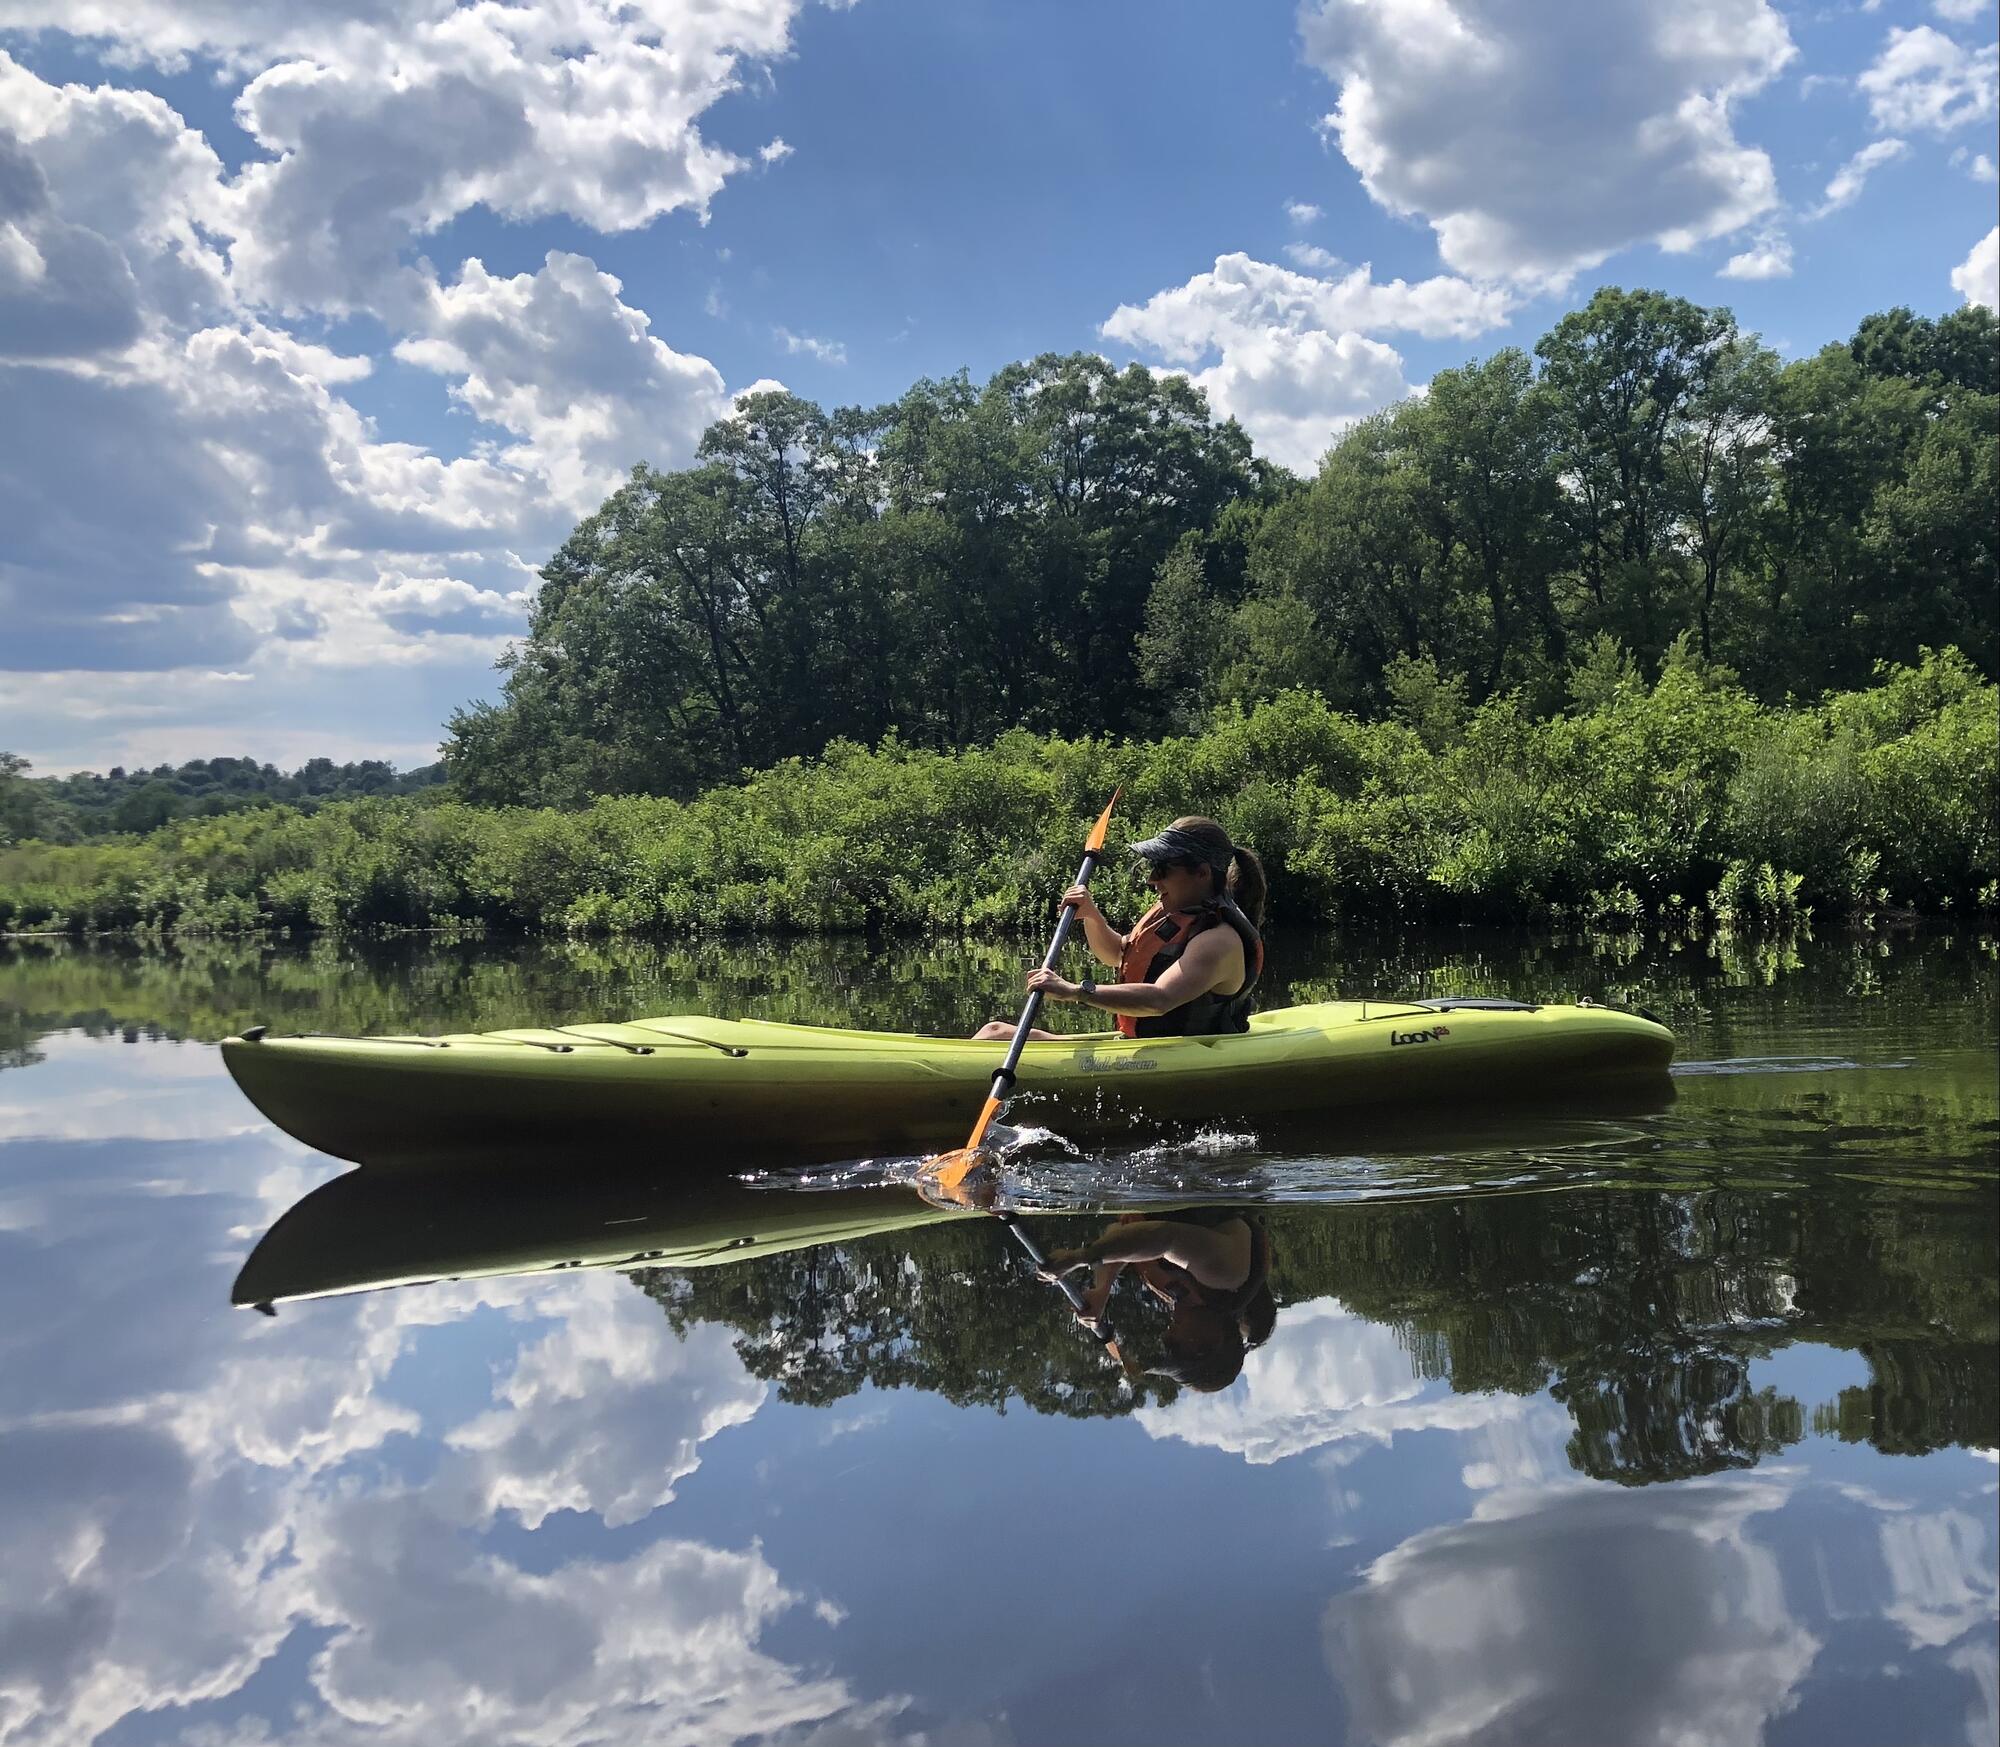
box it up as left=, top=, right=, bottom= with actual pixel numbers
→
left=221, top=997, right=1674, bottom=1166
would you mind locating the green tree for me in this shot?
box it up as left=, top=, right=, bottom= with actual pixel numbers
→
left=1535, top=287, right=1738, bottom=660
left=1408, top=348, right=1566, bottom=693
left=1850, top=304, right=2000, bottom=399
left=1665, top=335, right=1777, bottom=665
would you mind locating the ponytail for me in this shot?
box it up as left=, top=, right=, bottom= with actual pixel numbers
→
left=1227, top=844, right=1267, bottom=929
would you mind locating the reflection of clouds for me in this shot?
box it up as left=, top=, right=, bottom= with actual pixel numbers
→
left=0, top=1256, right=883, bottom=1747
left=445, top=1298, right=766, bottom=1528
left=175, top=1297, right=422, bottom=1474
left=1324, top=1477, right=1819, bottom=1747
left=1457, top=1405, right=1572, bottom=1494
left=1948, top=1640, right=1998, bottom=1747
left=0, top=1096, right=258, bottom=1145
left=0, top=1421, right=290, bottom=1747
left=1878, top=1508, right=1997, bottom=1651
left=1136, top=1297, right=1555, bottom=1470
left=0, top=1034, right=255, bottom=1143
left=293, top=1492, right=857, bottom=1746
left=0, top=1066, right=911, bottom=1747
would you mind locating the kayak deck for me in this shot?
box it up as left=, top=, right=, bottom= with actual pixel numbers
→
left=221, top=998, right=1674, bottom=1167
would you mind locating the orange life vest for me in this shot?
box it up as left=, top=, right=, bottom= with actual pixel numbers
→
left=1115, top=896, right=1264, bottom=1039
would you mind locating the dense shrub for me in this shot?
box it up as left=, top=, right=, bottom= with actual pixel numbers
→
left=1, top=652, right=1991, bottom=937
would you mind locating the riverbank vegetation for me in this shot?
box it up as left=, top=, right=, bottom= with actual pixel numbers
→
left=3, top=646, right=1991, bottom=937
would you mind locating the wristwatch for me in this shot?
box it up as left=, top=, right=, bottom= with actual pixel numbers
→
left=1078, top=978, right=1098, bottom=1003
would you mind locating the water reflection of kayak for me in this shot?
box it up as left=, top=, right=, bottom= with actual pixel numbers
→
left=232, top=1169, right=980, bottom=1308
left=231, top=1082, right=1680, bottom=1308
left=221, top=997, right=1673, bottom=1167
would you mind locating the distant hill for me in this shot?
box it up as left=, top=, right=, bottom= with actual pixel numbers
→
left=0, top=753, right=446, bottom=843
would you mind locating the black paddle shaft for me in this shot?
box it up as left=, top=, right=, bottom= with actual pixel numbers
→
left=979, top=843, right=1117, bottom=1351
left=987, top=844, right=1105, bottom=1098
left=998, top=1211, right=1117, bottom=1348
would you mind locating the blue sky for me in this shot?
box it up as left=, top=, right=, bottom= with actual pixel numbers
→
left=1, top=0, right=1994, bottom=773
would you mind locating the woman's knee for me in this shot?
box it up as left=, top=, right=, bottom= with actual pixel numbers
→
left=972, top=1020, right=1013, bottom=1040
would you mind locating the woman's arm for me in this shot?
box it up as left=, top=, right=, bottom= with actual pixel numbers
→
left=1059, top=885, right=1126, bottom=968
left=1076, top=1218, right=1247, bottom=1289
left=1076, top=1261, right=1122, bottom=1322
left=1026, top=927, right=1240, bottom=1017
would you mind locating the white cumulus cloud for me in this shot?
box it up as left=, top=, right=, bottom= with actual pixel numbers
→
left=397, top=252, right=732, bottom=513
left=1104, top=252, right=1513, bottom=354
left=1720, top=234, right=1794, bottom=279
left=8, top=2, right=801, bottom=321
left=1101, top=250, right=1512, bottom=471
left=1858, top=26, right=1999, bottom=135
left=0, top=0, right=837, bottom=763
left=1814, top=138, right=1911, bottom=216
left=1952, top=225, right=1999, bottom=308
left=1299, top=0, right=1794, bottom=288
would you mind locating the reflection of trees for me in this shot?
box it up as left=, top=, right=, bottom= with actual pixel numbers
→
left=13, top=928, right=1992, bottom=1468
left=8, top=923, right=1990, bottom=1066
left=1814, top=1343, right=1998, bottom=1457
left=1286, top=1185, right=1995, bottom=1482
left=651, top=1182, right=1996, bottom=1478
left=0, top=933, right=1047, bottom=1055
left=641, top=1224, right=1175, bottom=1419
left=1301, top=1192, right=1816, bottom=1484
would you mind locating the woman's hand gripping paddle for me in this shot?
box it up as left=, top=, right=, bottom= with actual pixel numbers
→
left=928, top=787, right=1120, bottom=1197
left=923, top=788, right=1127, bottom=1364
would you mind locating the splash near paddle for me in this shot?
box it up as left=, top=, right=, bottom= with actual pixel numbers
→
left=925, top=788, right=1120, bottom=1198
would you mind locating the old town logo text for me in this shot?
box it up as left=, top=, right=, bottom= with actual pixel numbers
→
left=1390, top=1025, right=1452, bottom=1046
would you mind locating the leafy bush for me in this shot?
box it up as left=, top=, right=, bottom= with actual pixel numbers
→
left=1, top=652, right=1991, bottom=937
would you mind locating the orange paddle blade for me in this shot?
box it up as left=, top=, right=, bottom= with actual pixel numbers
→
left=930, top=1092, right=1006, bottom=1193
left=1085, top=786, right=1121, bottom=854
left=914, top=1158, right=986, bottom=1208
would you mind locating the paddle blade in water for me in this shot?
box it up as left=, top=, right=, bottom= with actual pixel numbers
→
left=929, top=1093, right=1006, bottom=1192
left=914, top=1159, right=991, bottom=1209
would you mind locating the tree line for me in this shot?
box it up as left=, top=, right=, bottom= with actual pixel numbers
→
left=444, top=288, right=1997, bottom=806
left=0, top=754, right=443, bottom=845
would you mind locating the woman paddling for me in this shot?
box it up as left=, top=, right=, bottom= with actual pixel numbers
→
left=973, top=816, right=1267, bottom=1041
left=1036, top=1208, right=1277, bottom=1393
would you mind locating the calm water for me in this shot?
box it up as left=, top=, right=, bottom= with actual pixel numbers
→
left=1, top=927, right=1994, bottom=1747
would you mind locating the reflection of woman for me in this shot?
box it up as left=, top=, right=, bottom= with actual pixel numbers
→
left=1037, top=1209, right=1276, bottom=1393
